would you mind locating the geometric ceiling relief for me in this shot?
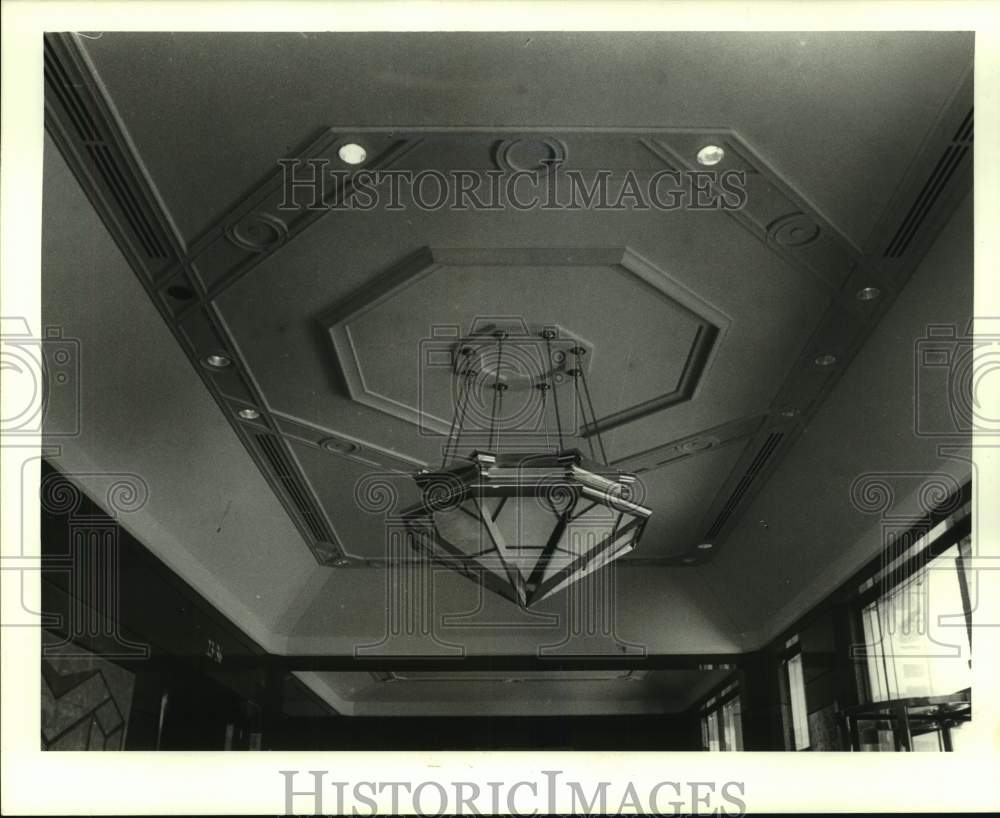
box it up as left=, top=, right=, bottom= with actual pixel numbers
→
left=320, top=246, right=727, bottom=443
left=43, top=31, right=975, bottom=576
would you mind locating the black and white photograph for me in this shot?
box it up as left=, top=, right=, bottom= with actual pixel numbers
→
left=1, top=2, right=998, bottom=815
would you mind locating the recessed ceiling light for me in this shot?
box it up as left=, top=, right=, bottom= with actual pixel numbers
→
left=203, top=353, right=232, bottom=368
left=338, top=143, right=367, bottom=165
left=237, top=407, right=260, bottom=420
left=856, top=286, right=881, bottom=301
left=814, top=353, right=838, bottom=367
left=696, top=542, right=714, bottom=550
left=696, top=145, right=725, bottom=166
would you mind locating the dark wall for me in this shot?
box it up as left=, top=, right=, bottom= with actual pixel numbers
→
left=40, top=461, right=283, bottom=749
left=737, top=654, right=784, bottom=751
left=798, top=605, right=856, bottom=750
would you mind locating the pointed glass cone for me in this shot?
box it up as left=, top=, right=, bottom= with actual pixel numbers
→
left=402, top=449, right=650, bottom=607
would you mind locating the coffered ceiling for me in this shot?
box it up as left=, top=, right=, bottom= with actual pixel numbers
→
left=41, top=31, right=974, bottom=714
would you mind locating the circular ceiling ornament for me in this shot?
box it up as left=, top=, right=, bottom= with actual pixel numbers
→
left=321, top=436, right=360, bottom=455
left=679, top=437, right=717, bottom=455
left=494, top=136, right=567, bottom=175
left=225, top=212, right=289, bottom=253
left=767, top=212, right=821, bottom=247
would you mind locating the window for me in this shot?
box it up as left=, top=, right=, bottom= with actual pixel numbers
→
left=860, top=524, right=971, bottom=703
left=851, top=499, right=973, bottom=751
left=721, top=695, right=743, bottom=751
left=699, top=682, right=743, bottom=751
left=785, top=650, right=810, bottom=749
left=779, top=636, right=810, bottom=750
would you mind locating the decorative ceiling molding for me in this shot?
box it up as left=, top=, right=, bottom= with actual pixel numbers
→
left=273, top=412, right=425, bottom=473
left=319, top=245, right=727, bottom=438
left=188, top=129, right=420, bottom=299
left=613, top=415, right=765, bottom=475
left=493, top=136, right=568, bottom=174
left=638, top=130, right=864, bottom=300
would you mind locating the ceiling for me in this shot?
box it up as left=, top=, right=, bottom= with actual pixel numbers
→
left=41, top=31, right=974, bottom=715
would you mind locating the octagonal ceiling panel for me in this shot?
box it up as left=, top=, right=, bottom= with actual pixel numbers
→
left=320, top=248, right=724, bottom=439
left=215, top=185, right=829, bottom=468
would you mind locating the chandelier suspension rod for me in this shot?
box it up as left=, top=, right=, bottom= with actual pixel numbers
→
left=538, top=382, right=552, bottom=452
left=573, top=346, right=609, bottom=465
left=572, top=372, right=597, bottom=461
left=543, top=330, right=565, bottom=450
left=443, top=348, right=474, bottom=466
left=489, top=333, right=507, bottom=452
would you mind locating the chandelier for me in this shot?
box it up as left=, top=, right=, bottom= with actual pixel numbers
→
left=402, top=323, right=651, bottom=608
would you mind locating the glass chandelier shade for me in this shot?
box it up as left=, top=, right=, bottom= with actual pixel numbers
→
left=401, top=325, right=651, bottom=608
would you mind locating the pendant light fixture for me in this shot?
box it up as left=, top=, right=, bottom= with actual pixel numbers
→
left=402, top=326, right=650, bottom=608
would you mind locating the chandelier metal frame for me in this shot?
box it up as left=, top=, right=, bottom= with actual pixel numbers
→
left=402, top=326, right=651, bottom=608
